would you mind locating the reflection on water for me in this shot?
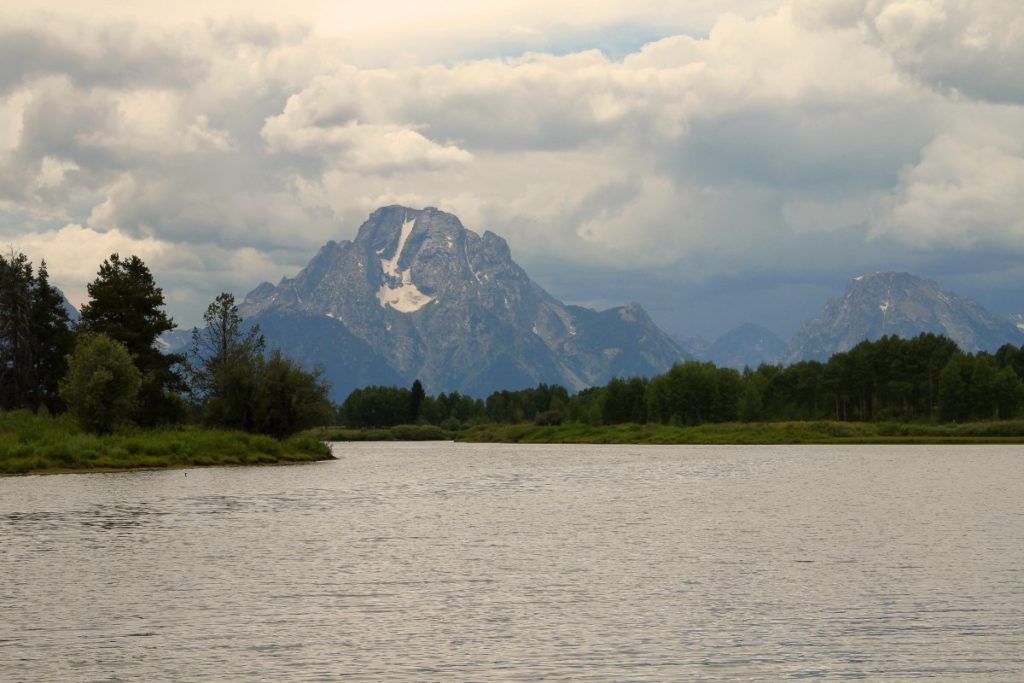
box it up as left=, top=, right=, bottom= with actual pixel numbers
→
left=1, top=443, right=1022, bottom=680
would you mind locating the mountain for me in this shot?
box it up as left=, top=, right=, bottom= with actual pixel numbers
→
left=672, top=334, right=710, bottom=358
left=704, top=323, right=787, bottom=369
left=239, top=206, right=686, bottom=400
left=56, top=288, right=79, bottom=323
left=156, top=329, right=192, bottom=354
left=788, top=272, right=1024, bottom=362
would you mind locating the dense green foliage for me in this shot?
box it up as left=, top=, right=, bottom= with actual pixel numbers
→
left=456, top=420, right=1024, bottom=444
left=1, top=253, right=334, bottom=473
left=0, top=410, right=331, bottom=475
left=305, top=419, right=1024, bottom=445
left=307, top=424, right=450, bottom=442
left=335, top=334, right=1024, bottom=432
left=78, top=254, right=184, bottom=426
left=0, top=254, right=73, bottom=412
left=60, top=333, right=142, bottom=434
left=340, top=384, right=487, bottom=428
left=186, top=293, right=333, bottom=437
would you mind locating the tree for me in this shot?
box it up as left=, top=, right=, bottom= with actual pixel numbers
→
left=341, top=386, right=412, bottom=427
left=410, top=379, right=426, bottom=422
left=601, top=377, right=648, bottom=424
left=252, top=350, right=333, bottom=438
left=30, top=261, right=73, bottom=411
left=79, top=254, right=182, bottom=425
left=187, top=293, right=265, bottom=430
left=60, top=333, right=141, bottom=433
left=0, top=252, right=36, bottom=410
left=938, top=353, right=973, bottom=422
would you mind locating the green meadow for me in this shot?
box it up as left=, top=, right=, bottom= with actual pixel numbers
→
left=0, top=411, right=333, bottom=475
left=310, top=420, right=1024, bottom=445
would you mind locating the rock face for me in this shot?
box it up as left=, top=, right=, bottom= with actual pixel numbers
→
left=239, top=206, right=686, bottom=400
left=57, top=289, right=79, bottom=323
left=704, top=323, right=787, bottom=369
left=788, top=272, right=1024, bottom=362
left=673, top=334, right=710, bottom=359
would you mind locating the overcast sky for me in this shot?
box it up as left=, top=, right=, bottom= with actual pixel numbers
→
left=2, top=0, right=1021, bottom=339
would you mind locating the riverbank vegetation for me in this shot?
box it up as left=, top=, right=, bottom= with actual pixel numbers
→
left=5, top=248, right=1024, bottom=458
left=331, top=334, right=1024, bottom=444
left=307, top=420, right=1024, bottom=445
left=1, top=251, right=334, bottom=473
left=0, top=411, right=330, bottom=475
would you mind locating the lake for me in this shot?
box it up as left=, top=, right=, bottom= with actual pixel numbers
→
left=1, top=443, right=1022, bottom=680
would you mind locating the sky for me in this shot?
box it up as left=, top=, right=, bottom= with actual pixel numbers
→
left=1, top=0, right=1022, bottom=340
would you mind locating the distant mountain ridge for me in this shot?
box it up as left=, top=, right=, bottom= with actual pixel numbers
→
left=788, top=272, right=1024, bottom=362
left=239, top=206, right=686, bottom=400
left=704, top=323, right=787, bottom=369
left=673, top=324, right=787, bottom=369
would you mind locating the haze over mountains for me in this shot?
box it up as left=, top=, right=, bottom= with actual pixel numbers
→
left=237, top=206, right=686, bottom=400
left=140, top=207, right=1024, bottom=398
left=787, top=272, right=1024, bottom=362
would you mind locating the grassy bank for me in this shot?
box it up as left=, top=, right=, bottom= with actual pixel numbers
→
left=0, top=411, right=333, bottom=475
left=309, top=420, right=1024, bottom=445
left=461, top=420, right=1024, bottom=444
left=306, top=424, right=450, bottom=442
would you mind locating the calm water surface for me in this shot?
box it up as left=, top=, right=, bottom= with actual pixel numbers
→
left=1, top=443, right=1022, bottom=681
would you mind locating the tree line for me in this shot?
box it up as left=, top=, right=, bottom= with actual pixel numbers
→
left=339, top=333, right=1024, bottom=428
left=0, top=251, right=331, bottom=436
left=6, top=248, right=1022, bottom=434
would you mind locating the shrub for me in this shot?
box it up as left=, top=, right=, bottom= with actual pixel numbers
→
left=534, top=410, right=563, bottom=426
left=59, top=333, right=141, bottom=434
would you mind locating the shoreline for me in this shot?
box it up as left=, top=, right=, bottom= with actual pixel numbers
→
left=0, top=412, right=335, bottom=476
left=0, top=456, right=335, bottom=478
left=309, top=420, right=1024, bottom=446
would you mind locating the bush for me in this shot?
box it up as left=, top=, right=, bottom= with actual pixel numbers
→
left=440, top=417, right=462, bottom=431
left=59, top=333, right=141, bottom=434
left=534, top=410, right=563, bottom=426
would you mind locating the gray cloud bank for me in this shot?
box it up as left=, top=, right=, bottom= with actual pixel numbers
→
left=0, top=0, right=1021, bottom=337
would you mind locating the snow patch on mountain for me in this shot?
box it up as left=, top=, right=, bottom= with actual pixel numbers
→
left=376, top=215, right=434, bottom=312
left=378, top=270, right=434, bottom=313
left=381, top=217, right=416, bottom=278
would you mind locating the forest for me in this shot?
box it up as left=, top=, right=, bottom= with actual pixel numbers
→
left=338, top=334, right=1024, bottom=429
left=0, top=251, right=334, bottom=437
left=3, top=247, right=1023, bottom=458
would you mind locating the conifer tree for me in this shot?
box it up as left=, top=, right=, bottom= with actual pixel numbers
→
left=30, top=260, right=73, bottom=411
left=79, top=254, right=183, bottom=425
left=410, top=379, right=426, bottom=422
left=0, top=252, right=36, bottom=410
left=186, top=292, right=265, bottom=430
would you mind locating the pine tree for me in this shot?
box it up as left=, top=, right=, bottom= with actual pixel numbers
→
left=30, top=261, right=73, bottom=411
left=79, top=254, right=183, bottom=425
left=410, top=379, right=426, bottom=422
left=186, top=292, right=265, bottom=430
left=0, top=252, right=37, bottom=410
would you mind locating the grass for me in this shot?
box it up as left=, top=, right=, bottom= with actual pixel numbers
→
left=306, top=424, right=450, bottom=442
left=0, top=410, right=333, bottom=475
left=305, top=420, right=1024, bottom=445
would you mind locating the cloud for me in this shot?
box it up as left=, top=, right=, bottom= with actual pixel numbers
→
left=0, top=1, right=1020, bottom=334
left=796, top=0, right=1024, bottom=104
left=871, top=129, right=1024, bottom=252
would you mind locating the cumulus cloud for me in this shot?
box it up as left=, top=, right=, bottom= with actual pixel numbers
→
left=796, top=0, right=1024, bottom=103
left=0, top=0, right=1020, bottom=333
left=872, top=129, right=1024, bottom=251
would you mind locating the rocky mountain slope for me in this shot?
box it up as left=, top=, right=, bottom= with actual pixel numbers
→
left=704, top=323, right=787, bottom=369
left=788, top=272, right=1024, bottom=362
left=239, top=206, right=686, bottom=400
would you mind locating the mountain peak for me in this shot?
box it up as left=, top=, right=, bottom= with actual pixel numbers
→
left=789, top=272, right=1023, bottom=361
left=239, top=206, right=685, bottom=399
